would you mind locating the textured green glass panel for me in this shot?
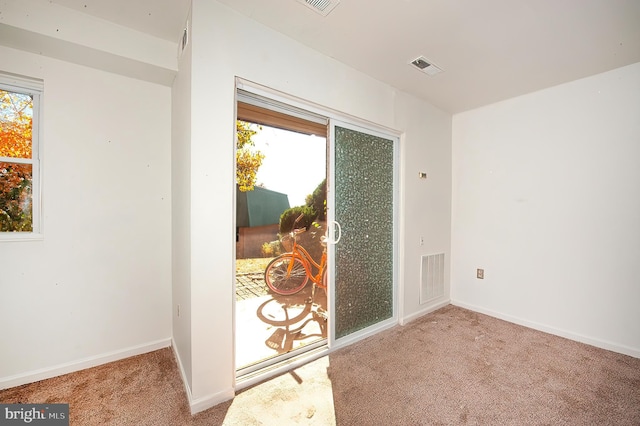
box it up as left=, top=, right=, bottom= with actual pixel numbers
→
left=334, top=126, right=394, bottom=339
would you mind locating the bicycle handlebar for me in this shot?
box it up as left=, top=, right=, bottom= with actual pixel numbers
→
left=289, top=213, right=307, bottom=239
left=292, top=227, right=306, bottom=236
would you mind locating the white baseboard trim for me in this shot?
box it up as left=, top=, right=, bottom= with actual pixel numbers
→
left=0, top=338, right=172, bottom=390
left=400, top=299, right=451, bottom=325
left=190, top=389, right=236, bottom=415
left=451, top=300, right=640, bottom=359
left=170, top=340, right=193, bottom=408
left=170, top=340, right=235, bottom=415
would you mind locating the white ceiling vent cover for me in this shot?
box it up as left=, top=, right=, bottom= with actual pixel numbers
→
left=410, top=56, right=443, bottom=76
left=297, top=0, right=340, bottom=16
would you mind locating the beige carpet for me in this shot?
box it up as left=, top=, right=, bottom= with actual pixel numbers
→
left=2, top=305, right=639, bottom=425
left=327, top=306, right=640, bottom=425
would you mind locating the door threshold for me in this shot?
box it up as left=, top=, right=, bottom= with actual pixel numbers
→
left=235, top=340, right=328, bottom=391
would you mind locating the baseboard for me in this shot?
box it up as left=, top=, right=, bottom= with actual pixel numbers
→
left=400, top=299, right=451, bottom=325
left=190, top=389, right=236, bottom=415
left=170, top=340, right=235, bottom=415
left=0, top=338, right=172, bottom=390
left=170, top=340, right=193, bottom=407
left=451, top=300, right=640, bottom=359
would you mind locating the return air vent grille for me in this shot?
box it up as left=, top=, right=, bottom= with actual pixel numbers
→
left=420, top=253, right=445, bottom=304
left=410, top=56, right=443, bottom=76
left=297, top=0, right=340, bottom=16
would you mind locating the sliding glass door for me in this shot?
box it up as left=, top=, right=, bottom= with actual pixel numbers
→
left=329, top=121, right=397, bottom=342
left=234, top=81, right=399, bottom=381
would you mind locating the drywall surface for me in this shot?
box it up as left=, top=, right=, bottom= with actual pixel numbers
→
left=171, top=8, right=193, bottom=394
left=451, top=62, right=640, bottom=357
left=394, top=91, right=452, bottom=322
left=0, top=46, right=172, bottom=384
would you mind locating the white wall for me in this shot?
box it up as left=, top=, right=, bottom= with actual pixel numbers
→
left=0, top=46, right=173, bottom=387
left=178, top=0, right=451, bottom=411
left=395, top=92, right=452, bottom=323
left=451, top=62, right=640, bottom=357
left=171, top=7, right=193, bottom=394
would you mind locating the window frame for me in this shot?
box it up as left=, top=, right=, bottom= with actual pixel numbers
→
left=0, top=72, right=44, bottom=241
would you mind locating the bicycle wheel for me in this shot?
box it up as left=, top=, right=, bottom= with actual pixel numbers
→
left=264, top=254, right=309, bottom=295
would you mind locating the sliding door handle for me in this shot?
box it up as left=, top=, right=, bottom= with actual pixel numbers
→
left=328, top=220, right=342, bottom=245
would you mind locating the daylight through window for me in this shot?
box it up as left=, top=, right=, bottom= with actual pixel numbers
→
left=0, top=73, right=42, bottom=236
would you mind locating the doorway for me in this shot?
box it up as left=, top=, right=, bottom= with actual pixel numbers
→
left=235, top=93, right=329, bottom=374
left=234, top=83, right=399, bottom=380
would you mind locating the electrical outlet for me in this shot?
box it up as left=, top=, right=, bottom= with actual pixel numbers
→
left=419, top=236, right=424, bottom=246
left=477, top=269, right=484, bottom=279
left=177, top=304, right=181, bottom=317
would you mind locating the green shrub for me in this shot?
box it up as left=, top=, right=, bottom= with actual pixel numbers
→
left=279, top=205, right=317, bottom=234
left=306, top=179, right=327, bottom=221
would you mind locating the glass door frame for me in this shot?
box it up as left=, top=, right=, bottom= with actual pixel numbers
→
left=234, top=80, right=331, bottom=388
left=233, top=78, right=401, bottom=389
left=327, top=119, right=400, bottom=350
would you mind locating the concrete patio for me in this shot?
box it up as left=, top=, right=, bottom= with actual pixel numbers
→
left=235, top=271, right=328, bottom=370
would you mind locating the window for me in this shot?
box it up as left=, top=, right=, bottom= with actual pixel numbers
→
left=0, top=72, right=43, bottom=239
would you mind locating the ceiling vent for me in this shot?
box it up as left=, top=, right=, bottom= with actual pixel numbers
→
left=410, top=56, right=443, bottom=76
left=297, top=0, right=340, bottom=16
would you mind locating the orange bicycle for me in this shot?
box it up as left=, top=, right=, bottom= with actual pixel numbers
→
left=264, top=216, right=327, bottom=296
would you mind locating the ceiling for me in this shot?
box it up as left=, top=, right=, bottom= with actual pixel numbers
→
left=51, top=0, right=640, bottom=113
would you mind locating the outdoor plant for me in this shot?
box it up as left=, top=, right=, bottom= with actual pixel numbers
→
left=0, top=89, right=33, bottom=232
left=305, top=178, right=326, bottom=221
left=278, top=205, right=316, bottom=234
left=279, top=179, right=327, bottom=234
left=236, top=120, right=264, bottom=192
left=261, top=240, right=283, bottom=258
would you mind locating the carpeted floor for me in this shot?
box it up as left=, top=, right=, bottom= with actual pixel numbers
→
left=1, top=305, right=639, bottom=425
left=327, top=306, right=640, bottom=425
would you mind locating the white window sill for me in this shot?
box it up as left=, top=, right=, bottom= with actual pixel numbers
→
left=0, top=233, right=44, bottom=242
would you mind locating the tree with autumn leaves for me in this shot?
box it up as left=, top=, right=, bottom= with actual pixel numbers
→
left=0, top=89, right=33, bottom=232
left=236, top=120, right=264, bottom=192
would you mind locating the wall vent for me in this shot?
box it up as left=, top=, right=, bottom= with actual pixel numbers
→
left=409, top=56, right=443, bottom=76
left=297, top=0, right=340, bottom=16
left=420, top=253, right=445, bottom=304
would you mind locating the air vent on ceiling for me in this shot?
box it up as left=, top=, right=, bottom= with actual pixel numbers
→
left=297, top=0, right=340, bottom=16
left=410, top=56, right=443, bottom=76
